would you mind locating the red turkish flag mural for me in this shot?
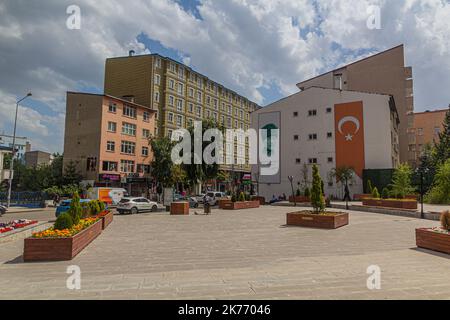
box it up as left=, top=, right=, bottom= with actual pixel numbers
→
left=334, top=101, right=365, bottom=178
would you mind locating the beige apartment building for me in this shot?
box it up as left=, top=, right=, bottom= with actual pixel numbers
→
left=407, top=108, right=449, bottom=167
left=64, top=92, right=156, bottom=196
left=297, top=44, right=413, bottom=163
left=104, top=53, right=260, bottom=189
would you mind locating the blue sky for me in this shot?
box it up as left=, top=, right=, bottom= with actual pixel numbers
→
left=0, top=0, right=449, bottom=154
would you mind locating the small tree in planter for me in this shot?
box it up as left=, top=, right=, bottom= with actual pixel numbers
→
left=372, top=187, right=380, bottom=199
left=367, top=180, right=374, bottom=194
left=239, top=192, right=246, bottom=202
left=68, top=192, right=82, bottom=225
left=311, top=165, right=325, bottom=214
left=381, top=187, right=390, bottom=199
left=389, top=163, right=415, bottom=199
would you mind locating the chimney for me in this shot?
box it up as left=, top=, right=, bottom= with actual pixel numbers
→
left=129, top=50, right=135, bottom=57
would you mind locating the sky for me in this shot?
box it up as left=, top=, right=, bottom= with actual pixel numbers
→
left=0, top=0, right=449, bottom=154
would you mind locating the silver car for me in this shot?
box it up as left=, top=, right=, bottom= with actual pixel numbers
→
left=117, top=197, right=158, bottom=214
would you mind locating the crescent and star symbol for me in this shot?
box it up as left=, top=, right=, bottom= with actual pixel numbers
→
left=338, top=116, right=360, bottom=142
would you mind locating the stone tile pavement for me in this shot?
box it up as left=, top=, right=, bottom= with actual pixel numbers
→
left=0, top=206, right=449, bottom=300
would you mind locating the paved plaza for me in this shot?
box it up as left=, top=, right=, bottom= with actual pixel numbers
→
left=0, top=206, right=449, bottom=300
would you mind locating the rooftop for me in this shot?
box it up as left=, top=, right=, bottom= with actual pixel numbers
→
left=66, top=92, right=156, bottom=112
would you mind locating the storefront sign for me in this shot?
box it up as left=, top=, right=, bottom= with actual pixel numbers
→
left=99, top=174, right=120, bottom=182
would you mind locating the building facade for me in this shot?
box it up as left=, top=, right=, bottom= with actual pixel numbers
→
left=251, top=87, right=400, bottom=201
left=296, top=45, right=413, bottom=163
left=104, top=53, right=260, bottom=186
left=0, top=146, right=13, bottom=183
left=0, top=134, right=31, bottom=163
left=407, top=108, right=449, bottom=167
left=64, top=92, right=156, bottom=196
left=25, top=151, right=54, bottom=168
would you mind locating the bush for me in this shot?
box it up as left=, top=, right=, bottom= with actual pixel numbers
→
left=239, top=192, right=246, bottom=202
left=441, top=211, right=450, bottom=231
left=54, top=213, right=74, bottom=230
left=231, top=193, right=237, bottom=203
left=244, top=193, right=251, bottom=201
left=296, top=189, right=301, bottom=196
left=311, top=165, right=325, bottom=213
left=89, top=200, right=101, bottom=215
left=389, top=163, right=415, bottom=199
left=381, top=187, right=390, bottom=199
left=425, top=159, right=450, bottom=204
left=68, top=192, right=82, bottom=225
left=304, top=187, right=310, bottom=198
left=371, top=187, right=380, bottom=199
left=98, top=201, right=106, bottom=212
left=80, top=202, right=90, bottom=218
left=367, top=180, right=374, bottom=194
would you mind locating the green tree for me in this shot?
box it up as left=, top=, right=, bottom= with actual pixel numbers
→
left=371, top=187, right=380, bottom=199
left=311, top=165, right=325, bottom=213
left=389, top=163, right=415, bottom=199
left=425, top=159, right=450, bottom=204
left=149, top=136, right=175, bottom=187
left=68, top=192, right=82, bottom=225
left=63, top=160, right=82, bottom=185
left=433, top=106, right=450, bottom=165
left=330, top=166, right=355, bottom=199
left=367, top=180, right=374, bottom=194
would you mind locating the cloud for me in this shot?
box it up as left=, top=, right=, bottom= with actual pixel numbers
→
left=0, top=0, right=449, bottom=154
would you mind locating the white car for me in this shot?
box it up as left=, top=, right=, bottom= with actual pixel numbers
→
left=117, top=197, right=158, bottom=214
left=204, top=192, right=230, bottom=206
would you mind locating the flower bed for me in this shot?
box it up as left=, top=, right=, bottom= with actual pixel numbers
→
left=362, top=198, right=418, bottom=210
left=220, top=200, right=260, bottom=210
left=288, top=196, right=310, bottom=203
left=287, top=211, right=349, bottom=229
left=0, top=220, right=38, bottom=234
left=24, top=217, right=102, bottom=262
left=416, top=228, right=450, bottom=255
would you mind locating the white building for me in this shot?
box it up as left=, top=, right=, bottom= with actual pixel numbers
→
left=0, top=134, right=31, bottom=163
left=0, top=146, right=13, bottom=183
left=251, top=87, right=400, bottom=200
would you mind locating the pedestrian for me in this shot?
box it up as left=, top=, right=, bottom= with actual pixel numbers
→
left=343, top=185, right=351, bottom=202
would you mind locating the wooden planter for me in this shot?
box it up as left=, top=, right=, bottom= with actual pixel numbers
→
left=251, top=196, right=266, bottom=205
left=362, top=198, right=418, bottom=210
left=354, top=194, right=371, bottom=201
left=221, top=201, right=260, bottom=210
left=289, top=196, right=310, bottom=203
left=99, top=211, right=113, bottom=230
left=416, top=228, right=450, bottom=255
left=23, top=219, right=103, bottom=262
left=287, top=211, right=349, bottom=229
left=170, top=202, right=189, bottom=215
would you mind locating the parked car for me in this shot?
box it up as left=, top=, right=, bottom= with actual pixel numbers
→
left=174, top=194, right=199, bottom=208
left=195, top=194, right=205, bottom=204
left=55, top=199, right=92, bottom=218
left=204, top=191, right=230, bottom=206
left=117, top=197, right=158, bottom=214
left=188, top=197, right=199, bottom=208
left=0, top=205, right=6, bottom=217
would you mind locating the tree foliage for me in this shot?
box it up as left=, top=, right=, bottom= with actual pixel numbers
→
left=149, top=136, right=175, bottom=188
left=425, top=159, right=450, bottom=204
left=311, top=165, right=325, bottom=213
left=389, top=163, right=415, bottom=199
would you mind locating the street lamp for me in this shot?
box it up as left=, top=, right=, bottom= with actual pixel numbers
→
left=6, top=92, right=32, bottom=208
left=415, top=167, right=429, bottom=219
left=288, top=176, right=296, bottom=207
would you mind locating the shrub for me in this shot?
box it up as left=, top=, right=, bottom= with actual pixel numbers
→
left=425, top=159, right=450, bottom=204
left=371, top=187, right=380, bottom=199
left=231, top=193, right=237, bottom=203
left=90, top=200, right=101, bottom=215
left=321, top=180, right=325, bottom=196
left=381, top=187, right=390, bottom=199
left=68, top=192, right=82, bottom=225
left=441, top=211, right=450, bottom=231
left=296, top=189, right=301, bottom=196
left=367, top=180, right=374, bottom=194
left=245, top=193, right=251, bottom=201
left=98, top=201, right=106, bottom=212
left=311, top=165, right=325, bottom=214
left=239, top=192, right=246, bottom=202
left=54, top=213, right=74, bottom=230
left=389, top=163, right=415, bottom=199
left=80, top=202, right=90, bottom=218
left=304, top=187, right=310, bottom=198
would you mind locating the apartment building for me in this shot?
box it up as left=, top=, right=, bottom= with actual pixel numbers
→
left=64, top=92, right=156, bottom=196
left=0, top=134, right=31, bottom=163
left=25, top=151, right=54, bottom=168
left=407, top=108, right=449, bottom=167
left=251, top=87, right=400, bottom=201
left=104, top=53, right=260, bottom=188
left=297, top=44, right=413, bottom=163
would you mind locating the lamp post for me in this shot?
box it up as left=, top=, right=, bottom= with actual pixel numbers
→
left=288, top=176, right=296, bottom=207
left=416, top=167, right=429, bottom=219
left=6, top=93, right=32, bottom=208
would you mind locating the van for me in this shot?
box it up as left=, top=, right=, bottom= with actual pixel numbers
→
left=86, top=188, right=128, bottom=206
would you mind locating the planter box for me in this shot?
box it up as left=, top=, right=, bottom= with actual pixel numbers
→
left=354, top=194, right=371, bottom=201
left=362, top=198, right=418, bottom=210
left=221, top=201, right=260, bottom=210
left=287, top=211, right=349, bottom=229
left=23, top=219, right=102, bottom=262
left=170, top=202, right=189, bottom=215
left=99, top=211, right=113, bottom=230
left=251, top=196, right=266, bottom=205
left=416, top=228, right=450, bottom=255
left=289, top=196, right=310, bottom=203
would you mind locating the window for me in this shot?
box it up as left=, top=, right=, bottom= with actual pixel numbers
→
left=206, top=96, right=211, bottom=105
left=106, top=141, right=115, bottom=152
left=120, top=160, right=135, bottom=173
left=107, top=122, right=117, bottom=133
left=143, top=111, right=150, bottom=122
left=228, top=105, right=232, bottom=114
left=206, top=110, right=211, bottom=118
left=142, top=129, right=151, bottom=138
left=108, top=101, right=117, bottom=113
left=293, top=112, right=298, bottom=117
left=189, top=88, right=194, bottom=97
left=176, top=99, right=183, bottom=112
left=167, top=129, right=173, bottom=139
left=123, top=105, right=137, bottom=118
left=170, top=63, right=176, bottom=72
left=168, top=95, right=174, bottom=106
left=326, top=107, right=332, bottom=113
left=137, top=164, right=151, bottom=174
left=327, top=157, right=333, bottom=163
left=417, top=128, right=424, bottom=136
left=177, top=83, right=184, bottom=95
left=240, top=110, right=243, bottom=119
left=121, top=141, right=136, bottom=155
left=327, top=132, right=333, bottom=138
left=154, top=74, right=161, bottom=85
left=308, top=158, right=318, bottom=164
left=197, top=91, right=202, bottom=103
left=176, top=114, right=183, bottom=126
left=154, top=58, right=161, bottom=68
left=197, top=77, right=203, bottom=88
left=188, top=103, right=194, bottom=113
left=122, top=122, right=136, bottom=136
left=154, top=92, right=160, bottom=103
left=434, top=127, right=441, bottom=135
left=308, top=133, right=318, bottom=140
left=187, top=118, right=193, bottom=127
left=294, top=135, right=299, bottom=141
left=334, top=74, right=342, bottom=89
left=102, top=161, right=117, bottom=172
left=178, top=67, right=184, bottom=80
left=169, top=79, right=175, bottom=90
left=168, top=112, right=174, bottom=123
left=308, top=109, right=317, bottom=116
left=196, top=106, right=202, bottom=117
left=295, top=158, right=301, bottom=164
left=86, top=157, right=97, bottom=171
left=142, top=146, right=149, bottom=156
